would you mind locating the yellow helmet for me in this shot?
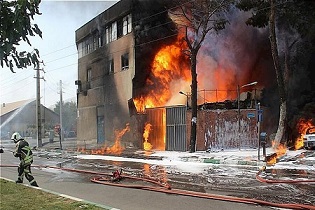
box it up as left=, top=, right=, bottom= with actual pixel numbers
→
left=11, top=132, right=22, bottom=143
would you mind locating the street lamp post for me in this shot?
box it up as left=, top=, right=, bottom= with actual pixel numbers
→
left=179, top=91, right=189, bottom=108
left=237, top=81, right=258, bottom=149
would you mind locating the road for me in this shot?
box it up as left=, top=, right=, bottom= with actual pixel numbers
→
left=0, top=146, right=272, bottom=210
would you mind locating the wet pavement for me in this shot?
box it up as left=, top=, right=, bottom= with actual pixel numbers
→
left=1, top=137, right=315, bottom=208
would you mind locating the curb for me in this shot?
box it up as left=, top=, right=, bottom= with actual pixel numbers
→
left=0, top=177, right=120, bottom=210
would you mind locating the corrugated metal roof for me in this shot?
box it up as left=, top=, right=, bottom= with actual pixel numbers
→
left=0, top=99, right=34, bottom=116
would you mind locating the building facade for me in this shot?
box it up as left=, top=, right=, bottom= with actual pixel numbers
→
left=75, top=0, right=174, bottom=148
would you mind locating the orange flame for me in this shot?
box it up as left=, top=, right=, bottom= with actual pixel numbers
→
left=91, top=123, right=130, bottom=155
left=133, top=35, right=190, bottom=112
left=295, top=119, right=314, bottom=150
left=267, top=141, right=287, bottom=165
left=143, top=123, right=153, bottom=151
left=77, top=147, right=87, bottom=154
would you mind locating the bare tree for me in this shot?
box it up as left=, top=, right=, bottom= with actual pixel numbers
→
left=169, top=0, right=233, bottom=152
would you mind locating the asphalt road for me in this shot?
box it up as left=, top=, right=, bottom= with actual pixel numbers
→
left=0, top=148, right=272, bottom=210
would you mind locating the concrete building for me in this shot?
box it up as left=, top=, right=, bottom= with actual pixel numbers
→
left=0, top=99, right=59, bottom=139
left=75, top=0, right=175, bottom=148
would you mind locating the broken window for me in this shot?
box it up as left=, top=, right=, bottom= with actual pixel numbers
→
left=121, top=53, right=129, bottom=71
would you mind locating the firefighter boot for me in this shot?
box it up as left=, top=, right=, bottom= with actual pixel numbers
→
left=15, top=178, right=23, bottom=184
left=30, top=181, right=39, bottom=187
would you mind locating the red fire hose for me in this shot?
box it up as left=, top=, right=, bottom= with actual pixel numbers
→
left=1, top=164, right=314, bottom=210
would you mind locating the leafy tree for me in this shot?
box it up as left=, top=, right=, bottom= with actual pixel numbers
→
left=169, top=0, right=233, bottom=152
left=54, top=101, right=77, bottom=133
left=237, top=0, right=315, bottom=145
left=0, top=0, right=42, bottom=72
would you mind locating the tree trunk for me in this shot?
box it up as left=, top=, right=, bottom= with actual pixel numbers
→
left=274, top=101, right=287, bottom=145
left=189, top=52, right=198, bottom=152
left=269, top=0, right=287, bottom=145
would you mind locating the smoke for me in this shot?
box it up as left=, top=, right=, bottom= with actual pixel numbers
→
left=133, top=1, right=315, bottom=145
left=197, top=8, right=275, bottom=93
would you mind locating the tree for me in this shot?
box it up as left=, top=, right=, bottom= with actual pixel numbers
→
left=169, top=0, right=233, bottom=152
left=237, top=0, right=315, bottom=145
left=54, top=101, right=77, bottom=133
left=0, top=0, right=42, bottom=73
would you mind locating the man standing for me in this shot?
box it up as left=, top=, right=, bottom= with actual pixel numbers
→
left=11, top=132, right=39, bottom=187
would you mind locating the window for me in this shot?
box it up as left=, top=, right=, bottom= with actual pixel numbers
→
left=78, top=42, right=83, bottom=58
left=121, top=53, right=129, bottom=71
left=98, top=34, right=103, bottom=47
left=123, top=14, right=132, bottom=35
left=106, top=27, right=111, bottom=44
left=111, top=21, right=117, bottom=41
left=93, top=34, right=98, bottom=50
left=123, top=16, right=128, bottom=35
left=127, top=14, right=132, bottom=33
left=117, top=19, right=123, bottom=38
left=87, top=68, right=91, bottom=89
left=108, top=59, right=114, bottom=74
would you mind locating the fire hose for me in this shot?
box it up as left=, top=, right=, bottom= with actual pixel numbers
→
left=1, top=164, right=315, bottom=210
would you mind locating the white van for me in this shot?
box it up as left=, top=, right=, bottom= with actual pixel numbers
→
left=303, top=127, right=315, bottom=149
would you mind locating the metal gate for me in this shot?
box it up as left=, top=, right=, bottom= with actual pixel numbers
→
left=146, top=106, right=187, bottom=151
left=166, top=106, right=186, bottom=151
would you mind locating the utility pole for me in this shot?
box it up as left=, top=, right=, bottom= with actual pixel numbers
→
left=59, top=80, right=64, bottom=149
left=34, top=62, right=45, bottom=148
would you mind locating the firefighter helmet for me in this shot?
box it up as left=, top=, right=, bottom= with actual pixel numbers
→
left=11, top=132, right=22, bottom=143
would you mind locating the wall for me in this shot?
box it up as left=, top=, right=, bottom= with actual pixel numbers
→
left=76, top=30, right=135, bottom=147
left=187, top=109, right=259, bottom=151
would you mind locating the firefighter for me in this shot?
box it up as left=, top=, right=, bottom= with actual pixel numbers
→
left=11, top=132, right=39, bottom=187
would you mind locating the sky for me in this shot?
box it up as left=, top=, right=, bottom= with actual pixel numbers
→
left=1, top=0, right=118, bottom=108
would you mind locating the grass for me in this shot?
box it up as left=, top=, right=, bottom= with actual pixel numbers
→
left=0, top=179, right=109, bottom=210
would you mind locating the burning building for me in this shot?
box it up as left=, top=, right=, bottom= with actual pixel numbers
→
left=75, top=0, right=315, bottom=153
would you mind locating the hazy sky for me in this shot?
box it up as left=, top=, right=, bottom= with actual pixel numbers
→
left=1, top=0, right=117, bottom=108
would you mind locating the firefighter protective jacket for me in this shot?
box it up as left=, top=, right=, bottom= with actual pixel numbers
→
left=14, top=139, right=33, bottom=165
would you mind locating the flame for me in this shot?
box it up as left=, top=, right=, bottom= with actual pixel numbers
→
left=91, top=123, right=130, bottom=155
left=133, top=35, right=190, bottom=113
left=295, top=119, right=314, bottom=150
left=143, top=123, right=153, bottom=151
left=77, top=147, right=87, bottom=154
left=143, top=163, right=151, bottom=177
left=267, top=141, right=287, bottom=165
